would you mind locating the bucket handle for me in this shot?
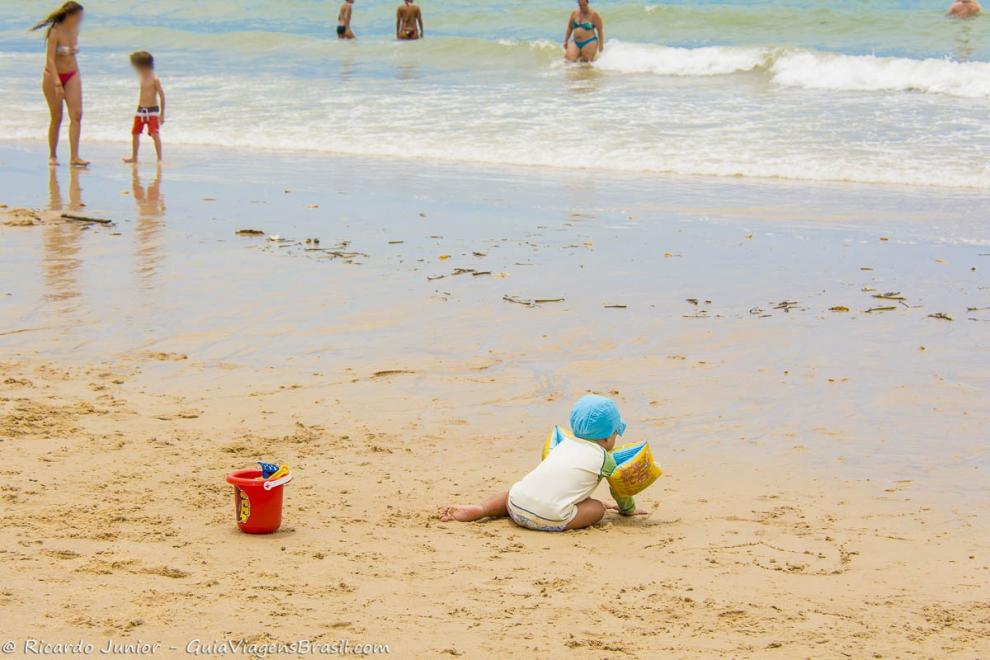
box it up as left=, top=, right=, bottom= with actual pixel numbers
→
left=263, top=473, right=292, bottom=491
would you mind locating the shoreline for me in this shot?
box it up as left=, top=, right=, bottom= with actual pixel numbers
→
left=2, top=140, right=989, bottom=655
left=1, top=138, right=989, bottom=232
left=5, top=136, right=990, bottom=196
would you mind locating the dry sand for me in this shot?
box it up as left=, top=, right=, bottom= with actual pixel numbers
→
left=1, top=351, right=988, bottom=657
left=1, top=147, right=989, bottom=657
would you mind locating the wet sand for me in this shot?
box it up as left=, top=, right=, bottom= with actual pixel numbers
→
left=1, top=142, right=989, bottom=657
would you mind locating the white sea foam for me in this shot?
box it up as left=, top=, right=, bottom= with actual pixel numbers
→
left=770, top=50, right=990, bottom=98
left=596, top=42, right=772, bottom=77
left=596, top=41, right=990, bottom=98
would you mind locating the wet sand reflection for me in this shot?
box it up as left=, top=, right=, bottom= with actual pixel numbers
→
left=43, top=167, right=84, bottom=304
left=132, top=165, right=166, bottom=289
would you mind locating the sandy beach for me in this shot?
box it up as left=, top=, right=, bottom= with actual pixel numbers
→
left=1, top=141, right=988, bottom=657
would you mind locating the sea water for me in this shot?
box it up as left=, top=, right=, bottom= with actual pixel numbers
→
left=0, top=0, right=988, bottom=188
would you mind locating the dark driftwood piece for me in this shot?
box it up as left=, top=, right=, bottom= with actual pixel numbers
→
left=61, top=213, right=111, bottom=224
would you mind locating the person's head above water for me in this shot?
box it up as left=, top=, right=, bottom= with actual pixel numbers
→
left=31, top=2, right=84, bottom=38
left=569, top=395, right=626, bottom=441
left=948, top=0, right=981, bottom=16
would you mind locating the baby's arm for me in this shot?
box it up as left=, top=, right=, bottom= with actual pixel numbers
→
left=601, top=453, right=648, bottom=516
left=608, top=486, right=638, bottom=516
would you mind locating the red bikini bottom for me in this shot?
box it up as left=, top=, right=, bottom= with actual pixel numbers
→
left=47, top=69, right=78, bottom=86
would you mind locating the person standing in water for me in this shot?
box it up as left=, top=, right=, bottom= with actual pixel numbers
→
left=337, top=0, right=356, bottom=39
left=564, top=0, right=604, bottom=63
left=396, top=0, right=424, bottom=40
left=32, top=2, right=89, bottom=167
left=947, top=0, right=981, bottom=17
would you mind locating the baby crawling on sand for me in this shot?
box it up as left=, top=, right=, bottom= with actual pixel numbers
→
left=440, top=395, right=649, bottom=531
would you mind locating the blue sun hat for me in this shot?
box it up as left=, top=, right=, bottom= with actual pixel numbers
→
left=569, top=395, right=627, bottom=440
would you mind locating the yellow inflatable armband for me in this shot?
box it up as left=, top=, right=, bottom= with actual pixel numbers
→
left=607, top=441, right=662, bottom=497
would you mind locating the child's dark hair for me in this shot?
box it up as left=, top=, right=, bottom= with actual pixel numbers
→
left=130, top=51, right=155, bottom=69
left=30, top=2, right=84, bottom=39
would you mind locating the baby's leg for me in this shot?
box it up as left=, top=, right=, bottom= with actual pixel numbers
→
left=565, top=498, right=606, bottom=530
left=439, top=491, right=508, bottom=522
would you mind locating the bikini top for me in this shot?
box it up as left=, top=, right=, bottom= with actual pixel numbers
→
left=56, top=44, right=80, bottom=55
left=572, top=18, right=595, bottom=30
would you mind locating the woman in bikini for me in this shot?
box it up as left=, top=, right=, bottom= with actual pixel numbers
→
left=33, top=2, right=89, bottom=167
left=564, top=0, right=604, bottom=63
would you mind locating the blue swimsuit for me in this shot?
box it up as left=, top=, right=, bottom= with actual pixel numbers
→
left=572, top=18, right=598, bottom=49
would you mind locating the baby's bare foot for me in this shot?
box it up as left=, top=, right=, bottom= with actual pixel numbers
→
left=122, top=156, right=137, bottom=163
left=71, top=158, right=90, bottom=168
left=439, top=504, right=485, bottom=522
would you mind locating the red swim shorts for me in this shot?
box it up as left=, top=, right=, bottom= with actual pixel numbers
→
left=132, top=113, right=160, bottom=136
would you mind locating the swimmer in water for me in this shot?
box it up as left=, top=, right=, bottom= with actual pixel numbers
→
left=947, top=0, right=981, bottom=17
left=564, top=0, right=604, bottom=63
left=32, top=2, right=89, bottom=167
left=396, top=0, right=423, bottom=40
left=337, top=0, right=355, bottom=40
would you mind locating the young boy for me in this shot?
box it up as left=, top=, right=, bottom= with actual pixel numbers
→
left=123, top=51, right=165, bottom=163
left=440, top=395, right=649, bottom=531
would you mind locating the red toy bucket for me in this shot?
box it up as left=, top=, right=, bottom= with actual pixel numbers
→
left=226, top=468, right=292, bottom=534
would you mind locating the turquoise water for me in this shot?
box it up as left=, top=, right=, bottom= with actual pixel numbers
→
left=1, top=1, right=989, bottom=187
